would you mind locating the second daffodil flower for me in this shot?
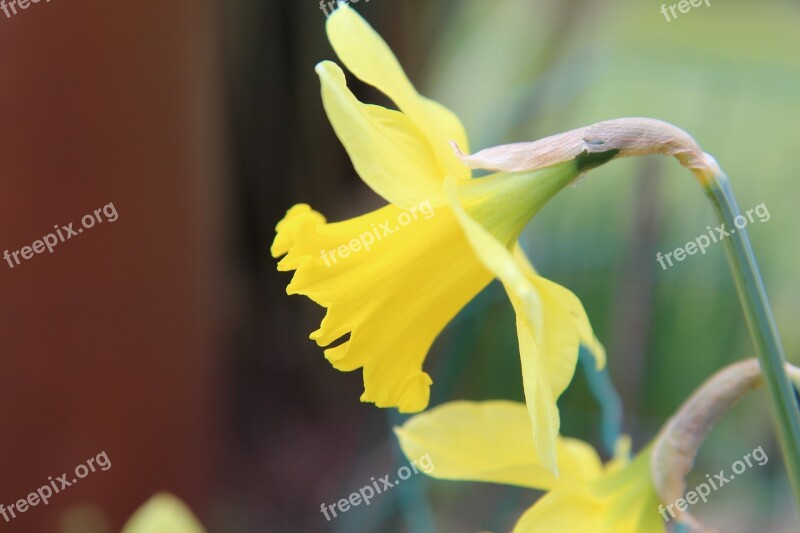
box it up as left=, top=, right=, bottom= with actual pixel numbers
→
left=272, top=4, right=605, bottom=472
left=395, top=401, right=664, bottom=533
left=396, top=360, right=797, bottom=532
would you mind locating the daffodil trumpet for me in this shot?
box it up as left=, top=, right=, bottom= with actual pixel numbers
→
left=272, top=3, right=606, bottom=475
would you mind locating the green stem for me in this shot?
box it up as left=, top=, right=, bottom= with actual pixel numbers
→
left=705, top=171, right=800, bottom=507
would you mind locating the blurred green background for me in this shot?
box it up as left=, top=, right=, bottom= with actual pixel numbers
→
left=236, top=0, right=800, bottom=531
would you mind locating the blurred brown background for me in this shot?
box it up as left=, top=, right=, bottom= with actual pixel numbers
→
left=0, top=1, right=222, bottom=531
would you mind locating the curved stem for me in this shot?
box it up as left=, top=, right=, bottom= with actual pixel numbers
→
left=705, top=171, right=800, bottom=509
left=651, top=359, right=800, bottom=530
left=454, top=117, right=800, bottom=511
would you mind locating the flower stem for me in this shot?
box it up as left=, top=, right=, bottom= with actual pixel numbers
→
left=456, top=117, right=800, bottom=507
left=705, top=171, right=800, bottom=507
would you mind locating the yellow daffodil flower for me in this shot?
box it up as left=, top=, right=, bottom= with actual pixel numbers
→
left=121, top=493, right=206, bottom=533
left=395, top=401, right=665, bottom=533
left=272, top=4, right=606, bottom=472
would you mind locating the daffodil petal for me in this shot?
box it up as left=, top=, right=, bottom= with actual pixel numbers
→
left=394, top=400, right=602, bottom=490
left=326, top=4, right=470, bottom=181
left=512, top=245, right=606, bottom=369
left=121, top=493, right=205, bottom=533
left=445, top=176, right=588, bottom=473
left=524, top=274, right=600, bottom=396
left=514, top=491, right=603, bottom=533
left=316, top=61, right=445, bottom=208
left=514, top=448, right=665, bottom=533
left=272, top=202, right=491, bottom=413
left=511, top=275, right=580, bottom=474
left=594, top=449, right=666, bottom=532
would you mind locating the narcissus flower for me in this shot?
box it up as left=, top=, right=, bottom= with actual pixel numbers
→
left=121, top=493, right=206, bottom=533
left=395, top=400, right=664, bottom=533
left=272, top=4, right=605, bottom=472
